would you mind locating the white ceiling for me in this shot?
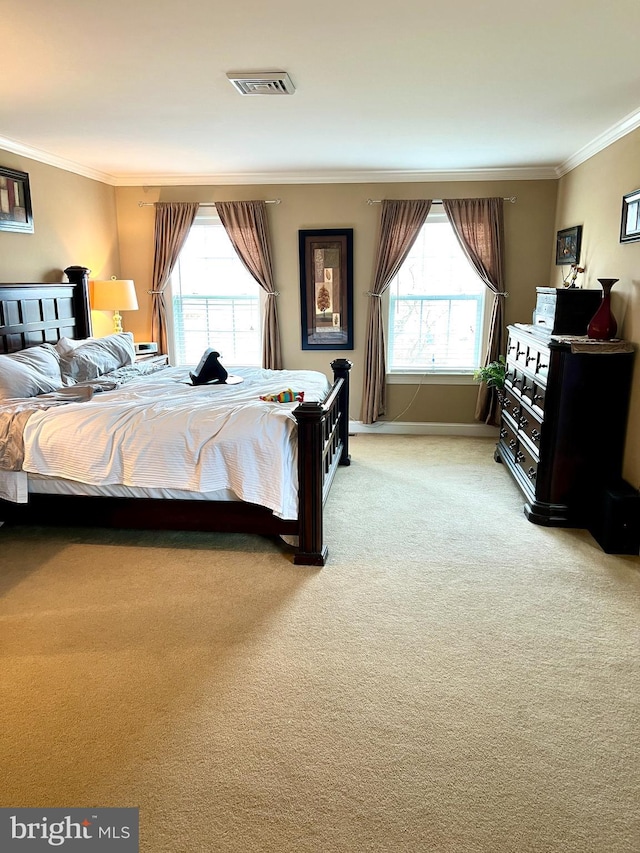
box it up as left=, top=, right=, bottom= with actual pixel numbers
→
left=3, top=0, right=640, bottom=185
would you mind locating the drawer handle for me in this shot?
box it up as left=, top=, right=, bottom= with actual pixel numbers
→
left=533, top=394, right=543, bottom=403
left=522, top=384, right=532, bottom=394
left=527, top=466, right=536, bottom=481
left=531, top=429, right=540, bottom=442
left=500, top=428, right=507, bottom=438
left=512, top=407, right=521, bottom=418
left=526, top=354, right=537, bottom=364
left=516, top=451, right=525, bottom=463
left=508, top=344, right=516, bottom=353
left=509, top=439, right=516, bottom=449
left=502, top=399, right=511, bottom=410
left=538, top=362, right=548, bottom=370
left=520, top=417, right=529, bottom=428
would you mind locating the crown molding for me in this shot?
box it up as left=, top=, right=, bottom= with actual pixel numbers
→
left=0, top=134, right=117, bottom=185
left=113, top=166, right=558, bottom=186
left=556, top=106, right=640, bottom=177
left=0, top=136, right=558, bottom=185
left=3, top=112, right=639, bottom=186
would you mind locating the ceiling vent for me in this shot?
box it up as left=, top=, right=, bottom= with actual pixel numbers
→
left=226, top=71, right=295, bottom=96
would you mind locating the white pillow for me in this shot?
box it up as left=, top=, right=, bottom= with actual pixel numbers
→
left=55, top=336, right=95, bottom=356
left=59, top=332, right=136, bottom=382
left=0, top=344, right=63, bottom=400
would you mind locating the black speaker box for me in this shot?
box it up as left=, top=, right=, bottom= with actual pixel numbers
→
left=589, top=480, right=640, bottom=555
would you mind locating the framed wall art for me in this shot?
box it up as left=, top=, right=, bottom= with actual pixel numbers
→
left=0, top=166, right=34, bottom=233
left=620, top=188, right=640, bottom=244
left=555, top=225, right=582, bottom=265
left=298, top=228, right=353, bottom=350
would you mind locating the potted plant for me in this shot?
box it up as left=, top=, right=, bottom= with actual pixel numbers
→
left=474, top=355, right=506, bottom=400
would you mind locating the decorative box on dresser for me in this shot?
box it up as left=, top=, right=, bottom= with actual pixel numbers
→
left=495, top=322, right=634, bottom=528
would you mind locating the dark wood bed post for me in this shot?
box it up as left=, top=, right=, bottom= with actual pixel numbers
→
left=294, top=401, right=328, bottom=566
left=293, top=359, right=352, bottom=566
left=63, top=266, right=93, bottom=337
left=331, top=358, right=352, bottom=466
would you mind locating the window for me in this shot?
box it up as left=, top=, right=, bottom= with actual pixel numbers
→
left=388, top=211, right=487, bottom=374
left=169, top=213, right=261, bottom=366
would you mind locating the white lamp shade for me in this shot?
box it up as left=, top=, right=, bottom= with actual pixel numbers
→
left=92, top=279, right=139, bottom=312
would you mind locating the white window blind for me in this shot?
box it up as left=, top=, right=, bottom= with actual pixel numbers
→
left=388, top=213, right=486, bottom=373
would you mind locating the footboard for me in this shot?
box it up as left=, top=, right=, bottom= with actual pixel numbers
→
left=293, top=358, right=352, bottom=566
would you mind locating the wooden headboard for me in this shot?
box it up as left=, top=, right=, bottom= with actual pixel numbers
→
left=0, top=266, right=92, bottom=354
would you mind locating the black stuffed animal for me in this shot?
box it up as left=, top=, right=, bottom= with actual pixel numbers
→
left=189, top=349, right=229, bottom=385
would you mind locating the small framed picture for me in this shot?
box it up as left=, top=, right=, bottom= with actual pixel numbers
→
left=0, top=166, right=34, bottom=233
left=620, top=188, right=640, bottom=244
left=555, top=225, right=582, bottom=265
left=298, top=228, right=354, bottom=350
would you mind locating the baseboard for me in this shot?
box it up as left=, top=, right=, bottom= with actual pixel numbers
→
left=349, top=420, right=499, bottom=437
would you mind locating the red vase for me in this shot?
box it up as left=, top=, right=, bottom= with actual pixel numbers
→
left=587, top=278, right=618, bottom=340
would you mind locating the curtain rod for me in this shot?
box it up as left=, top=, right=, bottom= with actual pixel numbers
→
left=367, top=197, right=517, bottom=205
left=137, top=199, right=280, bottom=208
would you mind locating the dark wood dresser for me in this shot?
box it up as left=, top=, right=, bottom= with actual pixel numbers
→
left=495, top=324, right=634, bottom=527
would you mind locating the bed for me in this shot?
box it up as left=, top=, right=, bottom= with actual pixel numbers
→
left=0, top=269, right=352, bottom=565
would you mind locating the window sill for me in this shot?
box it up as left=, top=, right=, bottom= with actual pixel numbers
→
left=386, top=372, right=478, bottom=386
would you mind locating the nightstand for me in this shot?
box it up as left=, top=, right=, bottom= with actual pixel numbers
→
left=135, top=353, right=169, bottom=366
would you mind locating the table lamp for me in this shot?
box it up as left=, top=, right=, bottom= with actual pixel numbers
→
left=92, top=277, right=139, bottom=333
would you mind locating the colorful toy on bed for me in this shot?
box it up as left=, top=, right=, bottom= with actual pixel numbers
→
left=259, top=388, right=305, bottom=403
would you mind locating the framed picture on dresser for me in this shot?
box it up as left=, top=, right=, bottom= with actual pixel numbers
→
left=0, top=166, right=34, bottom=233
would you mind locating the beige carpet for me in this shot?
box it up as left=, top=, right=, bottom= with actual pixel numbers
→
left=1, top=435, right=638, bottom=852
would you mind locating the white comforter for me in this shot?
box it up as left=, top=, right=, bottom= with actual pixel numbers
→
left=18, top=366, right=331, bottom=520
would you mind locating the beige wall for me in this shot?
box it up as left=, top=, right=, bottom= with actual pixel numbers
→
left=0, top=151, right=120, bottom=289
left=553, top=128, right=640, bottom=487
left=2, top=141, right=635, bottom=483
left=0, top=149, right=559, bottom=427
left=116, top=179, right=558, bottom=423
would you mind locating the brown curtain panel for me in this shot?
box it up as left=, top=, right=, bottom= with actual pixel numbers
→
left=150, top=202, right=199, bottom=355
left=442, top=198, right=506, bottom=426
left=215, top=200, right=282, bottom=370
left=360, top=199, right=432, bottom=424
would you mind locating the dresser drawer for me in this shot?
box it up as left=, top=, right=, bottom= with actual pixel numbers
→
left=513, top=338, right=529, bottom=368
left=518, top=371, right=536, bottom=402
left=500, top=387, right=518, bottom=419
left=508, top=396, right=525, bottom=424
left=530, top=382, right=546, bottom=413
left=509, top=367, right=532, bottom=398
left=521, top=375, right=547, bottom=414
left=517, top=407, right=543, bottom=453
left=533, top=347, right=549, bottom=381
left=499, top=417, right=519, bottom=460
left=514, top=441, right=538, bottom=489
left=505, top=339, right=547, bottom=415
left=508, top=338, right=549, bottom=382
